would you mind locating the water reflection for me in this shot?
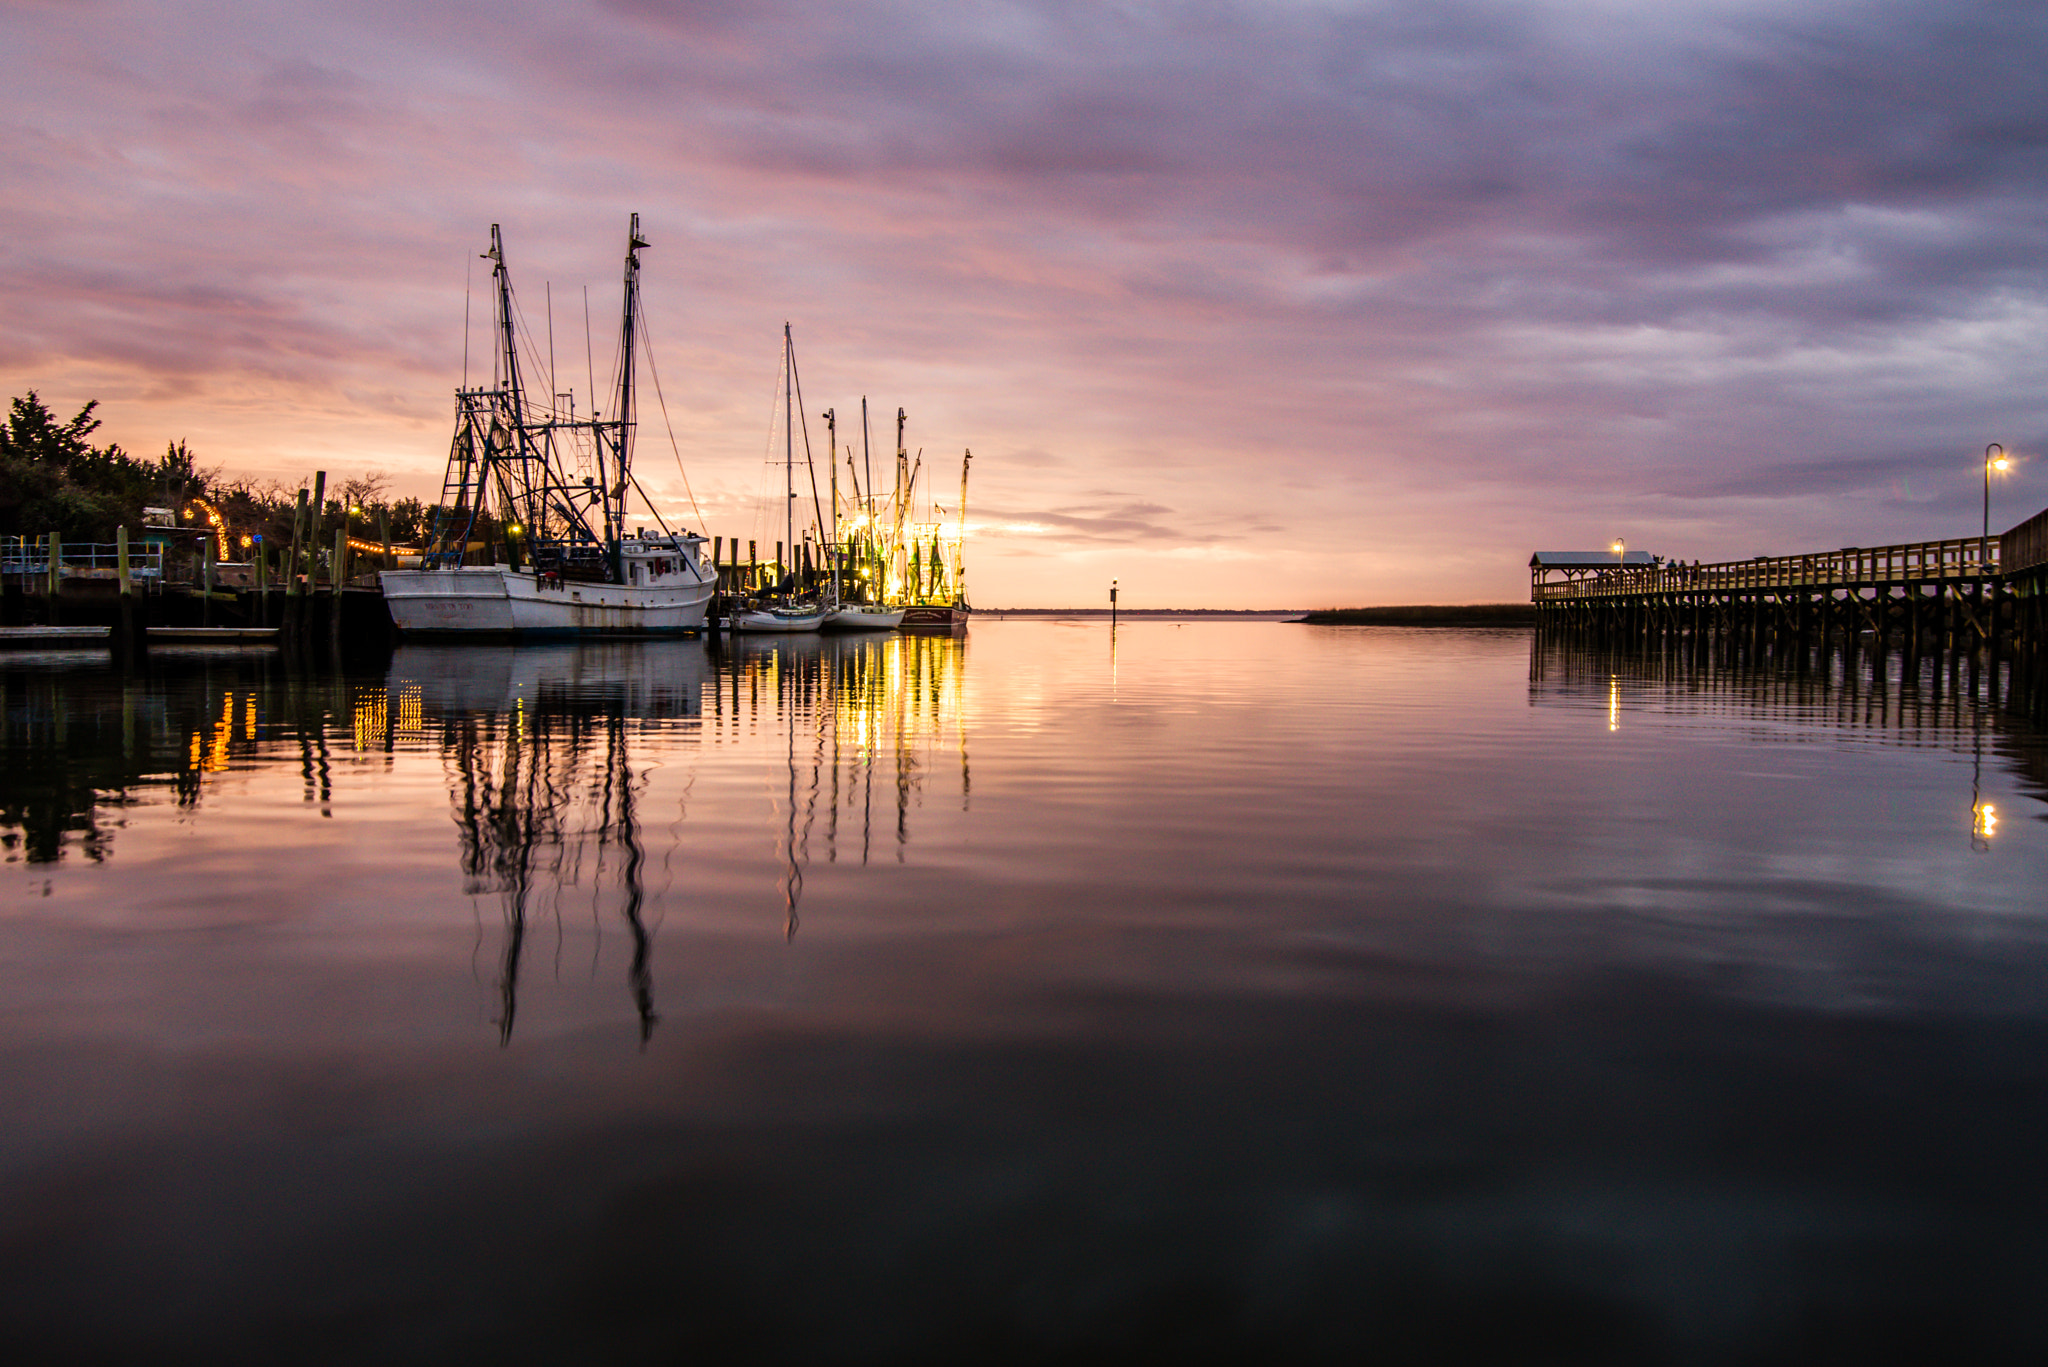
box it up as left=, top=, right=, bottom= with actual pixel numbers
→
left=385, top=645, right=706, bottom=1045
left=374, top=635, right=971, bottom=1039
left=0, top=651, right=366, bottom=863
left=711, top=633, right=970, bottom=927
left=1531, top=629, right=2048, bottom=839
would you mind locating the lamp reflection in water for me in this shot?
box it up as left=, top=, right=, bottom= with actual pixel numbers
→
left=1971, top=707, right=1998, bottom=853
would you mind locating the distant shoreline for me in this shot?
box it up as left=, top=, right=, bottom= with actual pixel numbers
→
left=977, top=605, right=1536, bottom=625
left=1295, top=604, right=1536, bottom=626
left=980, top=607, right=1305, bottom=616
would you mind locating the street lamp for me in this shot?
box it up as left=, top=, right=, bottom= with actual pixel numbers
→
left=1611, top=538, right=1625, bottom=575
left=1983, top=444, right=2011, bottom=572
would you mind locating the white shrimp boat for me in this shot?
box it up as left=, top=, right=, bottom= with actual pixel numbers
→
left=382, top=216, right=717, bottom=638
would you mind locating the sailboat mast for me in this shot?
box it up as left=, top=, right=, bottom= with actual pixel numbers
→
left=825, top=408, right=839, bottom=604
left=784, top=322, right=794, bottom=585
left=957, top=448, right=971, bottom=600
left=613, top=213, right=647, bottom=544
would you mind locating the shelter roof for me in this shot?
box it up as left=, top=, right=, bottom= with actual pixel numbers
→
left=1529, top=551, right=1658, bottom=568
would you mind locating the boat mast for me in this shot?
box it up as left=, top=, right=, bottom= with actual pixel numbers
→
left=956, top=449, right=971, bottom=603
left=825, top=408, right=839, bottom=605
left=491, top=225, right=526, bottom=420
left=612, top=213, right=648, bottom=544
left=782, top=325, right=790, bottom=594
left=488, top=224, right=537, bottom=554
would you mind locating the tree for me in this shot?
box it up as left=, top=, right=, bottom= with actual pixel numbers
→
left=0, top=392, right=212, bottom=540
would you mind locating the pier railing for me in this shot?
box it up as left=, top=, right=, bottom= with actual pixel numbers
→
left=2, top=536, right=166, bottom=586
left=1533, top=535, right=1995, bottom=602
left=2002, top=507, right=2048, bottom=576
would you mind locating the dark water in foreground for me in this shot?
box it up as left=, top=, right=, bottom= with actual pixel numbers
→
left=4, top=622, right=2048, bottom=1364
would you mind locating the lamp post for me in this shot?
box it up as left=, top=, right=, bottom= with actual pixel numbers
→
left=1611, top=538, right=1625, bottom=576
left=1982, top=444, right=2010, bottom=573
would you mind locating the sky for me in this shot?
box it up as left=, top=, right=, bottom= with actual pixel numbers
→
left=6, top=0, right=2048, bottom=607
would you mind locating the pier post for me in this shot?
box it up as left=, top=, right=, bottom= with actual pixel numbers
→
left=308, top=472, right=326, bottom=599
left=331, top=528, right=347, bottom=659
left=284, top=486, right=307, bottom=647
left=115, top=525, right=142, bottom=667
left=45, top=532, right=61, bottom=624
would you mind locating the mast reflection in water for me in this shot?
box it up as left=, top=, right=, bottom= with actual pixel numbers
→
left=394, top=646, right=698, bottom=1046
left=385, top=633, right=970, bottom=1040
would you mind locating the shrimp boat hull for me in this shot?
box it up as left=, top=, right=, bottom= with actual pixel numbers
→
left=383, top=562, right=716, bottom=637
left=899, top=604, right=970, bottom=632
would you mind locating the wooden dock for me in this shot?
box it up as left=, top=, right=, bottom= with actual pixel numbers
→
left=1534, top=504, right=2048, bottom=652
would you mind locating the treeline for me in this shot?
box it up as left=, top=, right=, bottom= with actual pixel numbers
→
left=1, top=391, right=432, bottom=551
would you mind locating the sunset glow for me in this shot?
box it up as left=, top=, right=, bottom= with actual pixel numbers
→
left=6, top=1, right=2045, bottom=605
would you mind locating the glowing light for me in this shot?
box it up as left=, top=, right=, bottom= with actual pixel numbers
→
left=1975, top=802, right=1999, bottom=840
left=1608, top=675, right=1620, bottom=732
left=186, top=496, right=231, bottom=560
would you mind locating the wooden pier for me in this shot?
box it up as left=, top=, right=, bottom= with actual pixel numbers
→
left=1533, top=503, right=2048, bottom=653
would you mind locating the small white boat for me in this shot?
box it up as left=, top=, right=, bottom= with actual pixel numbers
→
left=822, top=601, right=904, bottom=632
left=729, top=601, right=827, bottom=633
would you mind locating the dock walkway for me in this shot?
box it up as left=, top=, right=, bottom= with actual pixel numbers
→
left=1533, top=506, right=2048, bottom=651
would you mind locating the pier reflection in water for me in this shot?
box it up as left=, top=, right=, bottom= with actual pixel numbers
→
left=4, top=622, right=2048, bottom=1362
left=1531, top=627, right=2048, bottom=841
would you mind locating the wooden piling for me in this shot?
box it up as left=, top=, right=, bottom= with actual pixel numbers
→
left=331, top=528, right=347, bottom=658
left=115, top=525, right=142, bottom=665
left=45, top=532, right=61, bottom=624
left=284, top=486, right=308, bottom=645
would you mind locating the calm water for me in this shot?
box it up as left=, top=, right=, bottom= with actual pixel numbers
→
left=4, top=622, right=2048, bottom=1363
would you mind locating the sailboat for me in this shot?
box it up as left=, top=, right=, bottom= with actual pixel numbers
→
left=730, top=324, right=827, bottom=634
left=818, top=402, right=903, bottom=631
left=381, top=216, right=718, bottom=637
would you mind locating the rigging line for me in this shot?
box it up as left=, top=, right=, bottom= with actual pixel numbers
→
left=632, top=309, right=707, bottom=530
left=584, top=286, right=595, bottom=427
left=462, top=252, right=473, bottom=389
left=787, top=331, right=828, bottom=554
left=751, top=340, right=785, bottom=549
